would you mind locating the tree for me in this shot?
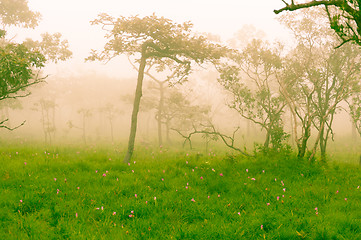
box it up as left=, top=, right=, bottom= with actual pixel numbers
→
left=274, top=0, right=361, bottom=46
left=218, top=39, right=287, bottom=151
left=278, top=10, right=361, bottom=161
left=87, top=14, right=226, bottom=163
left=0, top=0, right=72, bottom=130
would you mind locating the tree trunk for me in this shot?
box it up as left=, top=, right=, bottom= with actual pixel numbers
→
left=123, top=53, right=147, bottom=163
left=157, top=82, right=164, bottom=147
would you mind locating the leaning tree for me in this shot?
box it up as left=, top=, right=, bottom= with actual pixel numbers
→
left=87, top=13, right=227, bottom=163
left=274, top=0, right=361, bottom=46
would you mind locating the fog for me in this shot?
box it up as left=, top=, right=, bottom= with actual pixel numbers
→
left=2, top=0, right=360, bottom=161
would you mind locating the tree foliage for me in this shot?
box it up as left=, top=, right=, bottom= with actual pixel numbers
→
left=274, top=0, right=361, bottom=46
left=0, top=0, right=72, bottom=130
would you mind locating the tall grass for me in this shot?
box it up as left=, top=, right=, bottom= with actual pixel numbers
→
left=1, top=143, right=361, bottom=239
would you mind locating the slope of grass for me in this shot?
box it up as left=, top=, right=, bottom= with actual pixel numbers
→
left=0, top=143, right=361, bottom=239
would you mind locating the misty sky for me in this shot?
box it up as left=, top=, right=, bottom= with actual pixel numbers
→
left=22, top=0, right=291, bottom=78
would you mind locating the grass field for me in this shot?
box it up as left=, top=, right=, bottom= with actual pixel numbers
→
left=1, top=143, right=361, bottom=239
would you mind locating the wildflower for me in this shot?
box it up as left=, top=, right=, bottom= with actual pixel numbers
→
left=358, top=186, right=360, bottom=189
left=186, top=161, right=188, bottom=164
left=262, top=170, right=265, bottom=173
left=267, top=203, right=270, bottom=206
left=113, top=212, right=116, bottom=215
left=128, top=163, right=130, bottom=166
left=96, top=170, right=98, bottom=173
left=106, top=170, right=108, bottom=173
left=283, top=188, right=286, bottom=192
left=192, top=169, right=194, bottom=172
left=200, top=176, right=203, bottom=180
left=134, top=161, right=136, bottom=164
left=132, top=170, right=134, bottom=173
left=20, top=200, right=23, bottom=203
left=163, top=170, right=165, bottom=173
left=237, top=212, right=241, bottom=215
left=135, top=194, right=138, bottom=198
left=336, top=190, right=339, bottom=194
left=281, top=180, right=284, bottom=186
left=275, top=178, right=277, bottom=181
left=315, top=207, right=318, bottom=211
left=218, top=194, right=220, bottom=198
left=24, top=162, right=27, bottom=165
left=101, top=206, right=104, bottom=211
left=220, top=173, right=223, bottom=176
left=146, top=201, right=148, bottom=204
left=261, top=225, right=263, bottom=230
left=162, top=178, right=164, bottom=181
left=76, top=213, right=78, bottom=218
left=251, top=178, right=256, bottom=181
left=191, top=198, right=195, bottom=202
left=345, top=198, right=348, bottom=201
left=212, top=168, right=215, bottom=172
left=129, top=215, right=133, bottom=218
left=64, top=178, right=67, bottom=183
left=103, top=173, right=106, bottom=177
left=131, top=210, right=134, bottom=214
left=54, top=178, right=57, bottom=181
left=277, top=196, right=280, bottom=201
left=57, top=189, right=60, bottom=194
left=246, top=169, right=248, bottom=172
left=154, top=197, right=156, bottom=201
left=77, top=187, right=80, bottom=190
left=208, top=196, right=210, bottom=199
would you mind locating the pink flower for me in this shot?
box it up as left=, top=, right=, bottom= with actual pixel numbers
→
left=237, top=212, right=241, bottom=215
left=75, top=213, right=78, bottom=218
left=131, top=210, right=134, bottom=214
left=208, top=196, right=210, bottom=199
left=281, top=180, right=284, bottom=186
left=24, top=162, right=27, bottom=165
left=54, top=178, right=57, bottom=181
left=261, top=225, right=263, bottom=230
left=77, top=187, right=80, bottom=190
left=218, top=194, right=220, bottom=198
left=191, top=198, right=195, bottom=202
left=246, top=169, right=248, bottom=172
left=20, top=200, right=23, bottom=203
left=283, top=188, right=286, bottom=192
left=251, top=178, right=256, bottom=181
left=101, top=206, right=104, bottom=211
left=200, top=176, right=203, bottom=180
left=95, top=170, right=98, bottom=173
left=146, top=201, right=148, bottom=204
left=135, top=194, right=138, bottom=198
left=162, top=178, right=164, bottom=181
left=277, top=196, right=279, bottom=201
left=129, top=215, right=133, bottom=218
left=345, top=198, right=348, bottom=201
left=103, top=173, right=106, bottom=177
left=267, top=203, right=270, bottom=206
left=113, top=212, right=116, bottom=215
left=315, top=207, right=318, bottom=211
left=220, top=173, right=223, bottom=176
left=186, top=161, right=188, bottom=164
left=154, top=197, right=156, bottom=201
left=64, top=178, right=67, bottom=183
left=128, top=163, right=130, bottom=166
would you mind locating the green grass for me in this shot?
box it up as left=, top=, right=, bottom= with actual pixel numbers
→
left=1, top=143, right=361, bottom=239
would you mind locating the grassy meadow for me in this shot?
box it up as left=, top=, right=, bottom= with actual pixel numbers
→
left=1, top=142, right=361, bottom=239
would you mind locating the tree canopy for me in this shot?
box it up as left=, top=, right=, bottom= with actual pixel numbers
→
left=274, top=0, right=361, bottom=46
